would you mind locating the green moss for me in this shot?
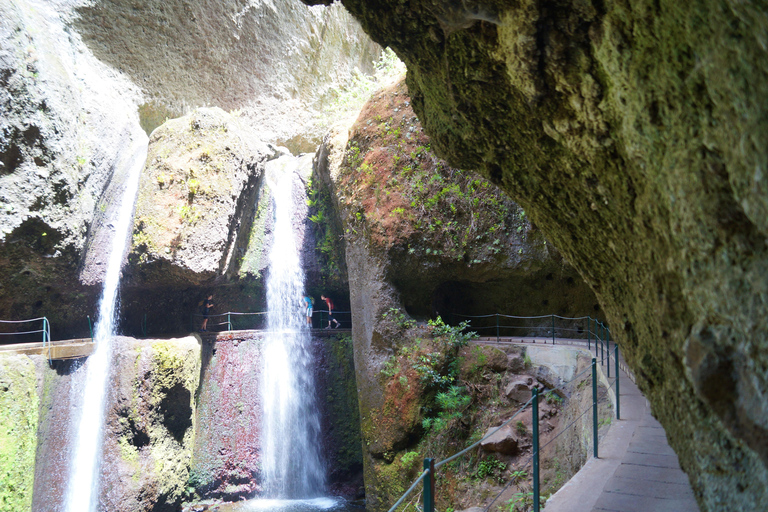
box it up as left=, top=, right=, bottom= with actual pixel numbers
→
left=239, top=184, right=272, bottom=278
left=0, top=355, right=39, bottom=512
left=306, top=176, right=348, bottom=292
left=323, top=335, right=363, bottom=474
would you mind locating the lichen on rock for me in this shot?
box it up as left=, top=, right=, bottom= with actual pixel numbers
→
left=100, top=336, right=201, bottom=512
left=0, top=354, right=38, bottom=512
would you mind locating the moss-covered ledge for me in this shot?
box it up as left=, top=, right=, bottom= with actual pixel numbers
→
left=0, top=354, right=38, bottom=512
left=303, top=0, right=768, bottom=509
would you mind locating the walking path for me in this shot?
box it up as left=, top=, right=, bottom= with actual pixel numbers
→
left=542, top=364, right=699, bottom=512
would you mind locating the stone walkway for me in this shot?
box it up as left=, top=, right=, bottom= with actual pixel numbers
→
left=542, top=364, right=700, bottom=512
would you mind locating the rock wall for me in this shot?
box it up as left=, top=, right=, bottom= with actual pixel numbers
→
left=303, top=0, right=768, bottom=509
left=73, top=0, right=381, bottom=151
left=1, top=0, right=380, bottom=340
left=312, top=80, right=600, bottom=509
left=100, top=337, right=202, bottom=512
left=0, top=354, right=38, bottom=512
left=188, top=332, right=263, bottom=501
left=1, top=331, right=362, bottom=511
left=0, top=0, right=147, bottom=339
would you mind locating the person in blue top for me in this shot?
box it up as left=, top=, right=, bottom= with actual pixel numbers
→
left=303, top=295, right=314, bottom=327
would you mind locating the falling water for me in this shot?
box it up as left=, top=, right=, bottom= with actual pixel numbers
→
left=260, top=155, right=326, bottom=499
left=64, top=138, right=148, bottom=512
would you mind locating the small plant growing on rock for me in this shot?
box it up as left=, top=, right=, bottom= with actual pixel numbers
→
left=516, top=420, right=527, bottom=435
left=187, top=178, right=201, bottom=196
left=545, top=393, right=564, bottom=407
left=382, top=307, right=416, bottom=330
left=157, top=173, right=170, bottom=188
left=475, top=455, right=507, bottom=482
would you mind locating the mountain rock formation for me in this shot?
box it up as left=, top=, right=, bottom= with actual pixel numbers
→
left=312, top=79, right=599, bottom=508
left=0, top=0, right=378, bottom=339
left=302, top=1, right=768, bottom=509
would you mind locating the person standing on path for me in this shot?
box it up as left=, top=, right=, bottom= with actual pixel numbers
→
left=321, top=294, right=341, bottom=329
left=303, top=295, right=314, bottom=327
left=200, top=295, right=214, bottom=332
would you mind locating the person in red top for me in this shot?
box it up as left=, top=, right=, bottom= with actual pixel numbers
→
left=320, top=294, right=341, bottom=329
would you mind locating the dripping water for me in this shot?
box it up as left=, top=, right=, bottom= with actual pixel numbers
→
left=64, top=137, right=148, bottom=512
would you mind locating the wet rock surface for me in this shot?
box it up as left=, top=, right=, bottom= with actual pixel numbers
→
left=303, top=0, right=768, bottom=508
left=0, top=0, right=379, bottom=340
left=125, top=107, right=272, bottom=287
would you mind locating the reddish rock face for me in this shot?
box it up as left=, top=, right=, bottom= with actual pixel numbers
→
left=189, top=333, right=264, bottom=500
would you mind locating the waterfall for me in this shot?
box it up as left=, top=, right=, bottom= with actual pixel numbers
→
left=260, top=155, right=326, bottom=498
left=64, top=138, right=148, bottom=512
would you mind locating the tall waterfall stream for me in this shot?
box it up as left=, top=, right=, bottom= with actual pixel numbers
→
left=64, top=139, right=148, bottom=512
left=261, top=156, right=326, bottom=497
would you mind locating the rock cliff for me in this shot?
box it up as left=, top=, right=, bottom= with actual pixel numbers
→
left=303, top=1, right=768, bottom=509
left=1, top=331, right=362, bottom=511
left=1, top=0, right=379, bottom=339
left=312, top=79, right=599, bottom=509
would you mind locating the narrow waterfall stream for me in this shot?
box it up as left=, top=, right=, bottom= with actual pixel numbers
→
left=260, top=155, right=326, bottom=499
left=64, top=138, right=148, bottom=512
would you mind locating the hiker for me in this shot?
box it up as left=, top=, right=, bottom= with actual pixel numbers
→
left=304, top=295, right=314, bottom=327
left=321, top=294, right=341, bottom=329
left=200, top=295, right=214, bottom=332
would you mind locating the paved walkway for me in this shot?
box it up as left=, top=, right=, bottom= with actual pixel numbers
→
left=543, top=364, right=699, bottom=512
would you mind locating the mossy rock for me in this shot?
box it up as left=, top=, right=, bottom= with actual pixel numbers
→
left=0, top=354, right=38, bottom=512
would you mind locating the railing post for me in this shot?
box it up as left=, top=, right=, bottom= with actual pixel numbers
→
left=615, top=344, right=620, bottom=420
left=592, top=357, right=599, bottom=459
left=423, top=458, right=435, bottom=512
left=42, top=317, right=49, bottom=363
left=532, top=387, right=540, bottom=512
left=228, top=312, right=232, bottom=332
left=587, top=317, right=591, bottom=350
left=496, top=314, right=499, bottom=343
left=87, top=315, right=93, bottom=340
left=600, top=328, right=604, bottom=366
left=552, top=315, right=555, bottom=344
left=607, top=338, right=611, bottom=378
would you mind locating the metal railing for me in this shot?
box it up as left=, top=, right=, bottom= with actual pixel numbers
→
left=190, top=309, right=353, bottom=333
left=456, top=314, right=615, bottom=381
left=0, top=316, right=52, bottom=362
left=388, top=323, right=619, bottom=512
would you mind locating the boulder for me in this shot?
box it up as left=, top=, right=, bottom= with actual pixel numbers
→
left=507, top=353, right=526, bottom=373
left=479, top=425, right=521, bottom=456
left=505, top=377, right=535, bottom=403
left=126, top=108, right=271, bottom=286
left=459, top=345, right=509, bottom=379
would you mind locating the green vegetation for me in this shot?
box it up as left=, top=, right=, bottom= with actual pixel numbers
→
left=546, top=393, right=564, bottom=406
left=381, top=307, right=416, bottom=330
left=475, top=456, right=507, bottom=483
left=337, top=79, right=522, bottom=262
left=305, top=176, right=346, bottom=291
left=0, top=356, right=39, bottom=512
left=320, top=47, right=406, bottom=122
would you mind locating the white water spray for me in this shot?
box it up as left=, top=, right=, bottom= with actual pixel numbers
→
left=260, top=155, right=326, bottom=498
left=64, top=138, right=148, bottom=512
